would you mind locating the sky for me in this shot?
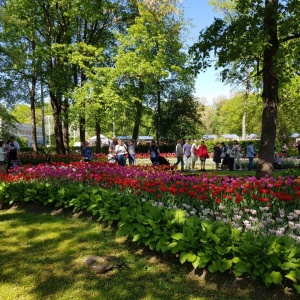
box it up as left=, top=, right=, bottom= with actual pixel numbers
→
left=182, top=0, right=232, bottom=105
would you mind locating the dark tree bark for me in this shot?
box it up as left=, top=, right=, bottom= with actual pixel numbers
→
left=132, top=100, right=143, bottom=141
left=62, top=96, right=69, bottom=154
left=79, top=72, right=86, bottom=145
left=30, top=76, right=37, bottom=153
left=155, top=81, right=161, bottom=146
left=30, top=39, right=37, bottom=153
left=256, top=0, right=279, bottom=179
left=50, top=89, right=65, bottom=154
left=132, top=81, right=144, bottom=140
left=95, top=121, right=102, bottom=153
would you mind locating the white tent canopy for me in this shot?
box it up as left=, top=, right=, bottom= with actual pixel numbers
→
left=246, top=134, right=259, bottom=139
left=202, top=134, right=217, bottom=140
left=222, top=134, right=239, bottom=140
left=88, top=134, right=110, bottom=145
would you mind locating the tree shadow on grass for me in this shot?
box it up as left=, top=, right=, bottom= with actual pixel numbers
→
left=0, top=204, right=298, bottom=300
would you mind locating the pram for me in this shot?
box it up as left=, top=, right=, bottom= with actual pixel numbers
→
left=108, top=154, right=117, bottom=164
left=157, top=155, right=170, bottom=166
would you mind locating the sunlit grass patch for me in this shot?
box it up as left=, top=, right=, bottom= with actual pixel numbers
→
left=0, top=205, right=292, bottom=300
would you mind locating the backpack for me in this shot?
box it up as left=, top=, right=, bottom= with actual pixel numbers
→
left=150, top=146, right=157, bottom=158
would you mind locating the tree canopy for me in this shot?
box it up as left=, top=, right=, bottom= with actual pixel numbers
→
left=189, top=0, right=300, bottom=178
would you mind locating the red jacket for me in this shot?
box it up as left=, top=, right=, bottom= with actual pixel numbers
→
left=198, top=144, right=209, bottom=158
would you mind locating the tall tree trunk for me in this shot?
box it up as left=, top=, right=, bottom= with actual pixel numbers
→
left=155, top=81, right=161, bottom=146
left=95, top=121, right=101, bottom=153
left=79, top=71, right=86, bottom=144
left=30, top=74, right=37, bottom=153
left=132, top=100, right=143, bottom=140
left=256, top=0, right=279, bottom=179
left=132, top=81, right=144, bottom=140
left=50, top=90, right=65, bottom=154
left=62, top=96, right=69, bottom=154
left=30, top=39, right=37, bottom=153
left=242, top=69, right=250, bottom=140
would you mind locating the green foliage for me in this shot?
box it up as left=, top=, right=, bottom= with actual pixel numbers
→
left=190, top=0, right=300, bottom=178
left=2, top=177, right=300, bottom=293
left=159, top=94, right=204, bottom=143
left=0, top=207, right=276, bottom=300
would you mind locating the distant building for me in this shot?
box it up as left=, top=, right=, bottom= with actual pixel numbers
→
left=10, top=123, right=44, bottom=147
left=117, top=135, right=154, bottom=143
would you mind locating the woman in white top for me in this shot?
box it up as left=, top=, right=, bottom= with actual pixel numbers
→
left=115, top=139, right=127, bottom=166
left=191, top=140, right=198, bottom=170
left=232, top=140, right=243, bottom=170
left=0, top=141, right=7, bottom=171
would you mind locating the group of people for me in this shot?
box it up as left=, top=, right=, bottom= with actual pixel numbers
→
left=108, top=137, right=136, bottom=166
left=0, top=136, right=21, bottom=172
left=172, top=139, right=257, bottom=172
left=83, top=136, right=300, bottom=171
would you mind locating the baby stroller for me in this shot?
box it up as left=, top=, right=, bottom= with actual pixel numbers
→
left=157, top=155, right=170, bottom=166
left=108, top=154, right=117, bottom=164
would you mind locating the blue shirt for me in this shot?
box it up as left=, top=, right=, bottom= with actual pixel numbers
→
left=246, top=144, right=256, bottom=158
left=82, top=147, right=92, bottom=160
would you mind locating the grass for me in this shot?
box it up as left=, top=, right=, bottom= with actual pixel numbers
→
left=0, top=205, right=296, bottom=300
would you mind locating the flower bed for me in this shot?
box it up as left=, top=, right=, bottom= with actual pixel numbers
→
left=1, top=162, right=300, bottom=293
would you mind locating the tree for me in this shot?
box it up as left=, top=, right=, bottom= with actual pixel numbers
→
left=217, top=93, right=261, bottom=136
left=114, top=1, right=194, bottom=144
left=159, top=92, right=204, bottom=143
left=189, top=0, right=300, bottom=178
left=276, top=76, right=300, bottom=143
left=0, top=104, right=18, bottom=141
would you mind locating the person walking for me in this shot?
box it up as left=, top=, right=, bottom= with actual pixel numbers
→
left=148, top=140, right=160, bottom=166
left=213, top=142, right=222, bottom=170
left=197, top=141, right=209, bottom=171
left=127, top=139, right=137, bottom=165
left=246, top=141, right=256, bottom=171
left=232, top=140, right=243, bottom=170
left=174, top=139, right=184, bottom=171
left=183, top=139, right=192, bottom=170
left=191, top=140, right=198, bottom=170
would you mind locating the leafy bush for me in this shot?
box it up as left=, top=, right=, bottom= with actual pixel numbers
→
left=1, top=162, right=300, bottom=293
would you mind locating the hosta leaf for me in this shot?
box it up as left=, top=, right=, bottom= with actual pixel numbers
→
left=147, top=218, right=156, bottom=229
left=281, top=261, right=300, bottom=270
left=171, top=233, right=185, bottom=240
left=192, top=256, right=200, bottom=269
left=186, top=253, right=197, bottom=263
left=132, top=234, right=141, bottom=242
left=265, top=271, right=282, bottom=285
left=179, top=252, right=188, bottom=264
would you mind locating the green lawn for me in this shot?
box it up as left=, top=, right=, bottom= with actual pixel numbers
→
left=0, top=205, right=293, bottom=300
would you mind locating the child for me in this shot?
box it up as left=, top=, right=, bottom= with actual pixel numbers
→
left=274, top=152, right=282, bottom=169
left=82, top=141, right=92, bottom=162
left=45, top=151, right=52, bottom=164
